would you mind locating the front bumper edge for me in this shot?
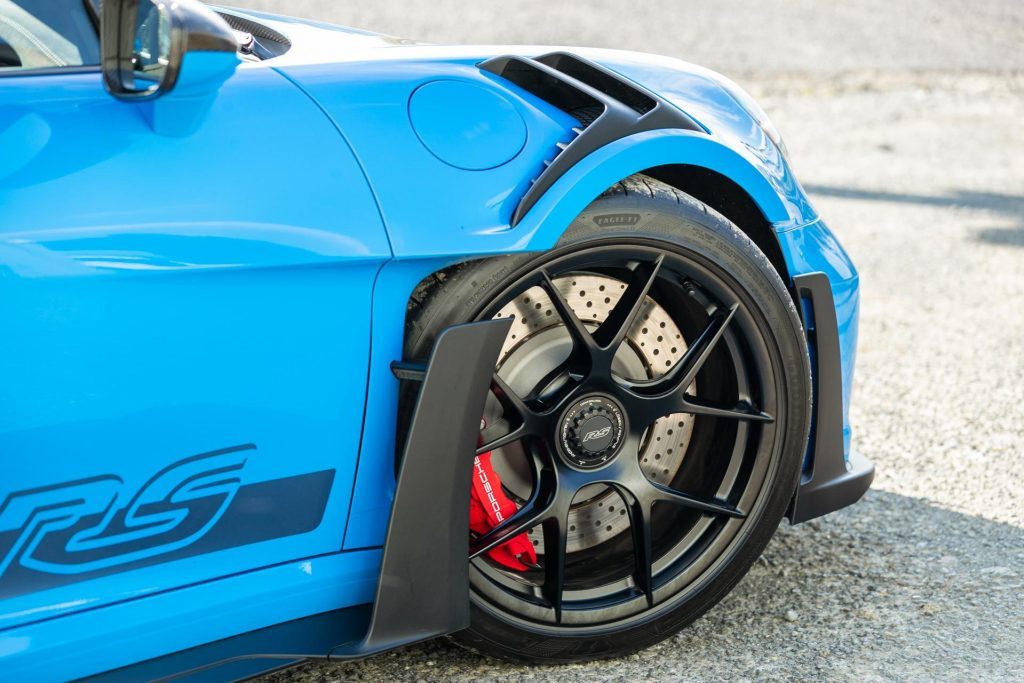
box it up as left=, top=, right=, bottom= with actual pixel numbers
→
left=789, top=272, right=874, bottom=523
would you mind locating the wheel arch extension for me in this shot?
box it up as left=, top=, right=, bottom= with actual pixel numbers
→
left=406, top=139, right=800, bottom=311
left=424, top=160, right=793, bottom=293
left=498, top=131, right=799, bottom=290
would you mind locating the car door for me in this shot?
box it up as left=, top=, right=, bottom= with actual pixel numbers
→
left=0, top=0, right=390, bottom=638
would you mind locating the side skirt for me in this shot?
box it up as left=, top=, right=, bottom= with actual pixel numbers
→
left=81, top=606, right=370, bottom=683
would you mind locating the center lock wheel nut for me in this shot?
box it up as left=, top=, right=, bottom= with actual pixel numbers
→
left=558, top=396, right=626, bottom=470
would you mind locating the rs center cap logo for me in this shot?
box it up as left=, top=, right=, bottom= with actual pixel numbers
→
left=559, top=396, right=626, bottom=470
left=582, top=425, right=612, bottom=444
left=578, top=416, right=615, bottom=453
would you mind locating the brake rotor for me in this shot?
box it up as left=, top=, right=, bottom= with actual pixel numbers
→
left=486, top=273, right=694, bottom=555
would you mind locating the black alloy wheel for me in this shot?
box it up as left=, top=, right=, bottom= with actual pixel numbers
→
left=403, top=175, right=811, bottom=661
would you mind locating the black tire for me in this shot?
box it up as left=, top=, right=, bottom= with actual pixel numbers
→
left=402, top=174, right=811, bottom=663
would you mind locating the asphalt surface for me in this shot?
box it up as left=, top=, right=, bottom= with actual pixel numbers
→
left=224, top=2, right=1024, bottom=681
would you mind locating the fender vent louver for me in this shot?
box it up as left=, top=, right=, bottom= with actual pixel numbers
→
left=480, top=52, right=702, bottom=226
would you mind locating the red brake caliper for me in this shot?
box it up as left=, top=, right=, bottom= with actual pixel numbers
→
left=469, top=421, right=538, bottom=571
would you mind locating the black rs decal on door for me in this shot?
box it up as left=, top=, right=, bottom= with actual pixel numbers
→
left=0, top=444, right=334, bottom=599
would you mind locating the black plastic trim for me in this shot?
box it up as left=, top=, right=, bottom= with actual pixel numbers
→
left=81, top=606, right=369, bottom=683
left=789, top=272, right=874, bottom=523
left=389, top=360, right=427, bottom=382
left=480, top=52, right=703, bottom=226
left=328, top=316, right=513, bottom=659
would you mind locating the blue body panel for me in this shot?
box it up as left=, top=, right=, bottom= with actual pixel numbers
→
left=0, top=9, right=859, bottom=680
left=0, top=64, right=391, bottom=678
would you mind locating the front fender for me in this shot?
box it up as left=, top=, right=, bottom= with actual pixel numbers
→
left=515, top=128, right=797, bottom=252
left=276, top=50, right=815, bottom=260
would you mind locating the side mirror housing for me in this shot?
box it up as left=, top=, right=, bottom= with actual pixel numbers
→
left=101, top=0, right=240, bottom=135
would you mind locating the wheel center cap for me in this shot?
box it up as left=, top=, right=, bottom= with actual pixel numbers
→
left=558, top=395, right=626, bottom=470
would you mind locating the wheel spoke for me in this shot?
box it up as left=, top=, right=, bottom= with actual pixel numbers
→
left=539, top=270, right=597, bottom=360
left=680, top=394, right=773, bottom=423
left=521, top=359, right=585, bottom=408
left=616, top=487, right=654, bottom=607
left=490, top=372, right=532, bottom=420
left=618, top=303, right=773, bottom=425
left=470, top=451, right=553, bottom=557
left=592, top=255, right=665, bottom=351
left=648, top=480, right=745, bottom=518
left=476, top=423, right=529, bottom=455
left=541, top=506, right=569, bottom=623
left=622, top=303, right=737, bottom=395
left=469, top=499, right=549, bottom=559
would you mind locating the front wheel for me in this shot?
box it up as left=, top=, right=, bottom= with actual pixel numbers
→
left=403, top=175, right=812, bottom=662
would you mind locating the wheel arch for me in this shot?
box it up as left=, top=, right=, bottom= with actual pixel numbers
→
left=510, top=131, right=803, bottom=288
left=643, top=164, right=792, bottom=286
left=402, top=132, right=805, bottom=304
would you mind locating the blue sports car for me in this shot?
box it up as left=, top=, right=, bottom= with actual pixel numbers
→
left=0, top=1, right=873, bottom=680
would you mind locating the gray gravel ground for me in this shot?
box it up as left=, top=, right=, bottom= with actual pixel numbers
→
left=226, top=0, right=1024, bottom=75
left=226, top=2, right=1024, bottom=681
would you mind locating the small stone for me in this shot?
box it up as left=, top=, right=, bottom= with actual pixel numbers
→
left=980, top=566, right=1014, bottom=576
left=785, top=609, right=799, bottom=622
left=854, top=607, right=880, bottom=620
